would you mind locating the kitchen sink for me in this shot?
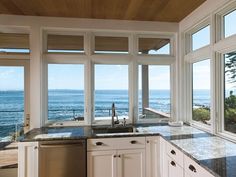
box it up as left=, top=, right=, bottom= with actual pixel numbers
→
left=92, top=126, right=136, bottom=134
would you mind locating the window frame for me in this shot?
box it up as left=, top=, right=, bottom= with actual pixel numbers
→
left=0, top=58, right=30, bottom=134
left=91, top=61, right=132, bottom=125
left=43, top=55, right=89, bottom=126
left=93, top=32, right=130, bottom=55
left=42, top=30, right=176, bottom=126
left=136, top=63, right=174, bottom=123
left=184, top=17, right=213, bottom=132
left=136, top=34, right=175, bottom=56
left=45, top=31, right=87, bottom=55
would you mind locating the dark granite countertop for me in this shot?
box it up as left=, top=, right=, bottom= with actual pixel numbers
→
left=19, top=123, right=236, bottom=177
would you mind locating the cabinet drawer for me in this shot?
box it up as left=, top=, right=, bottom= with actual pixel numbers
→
left=87, top=137, right=145, bottom=151
left=87, top=138, right=114, bottom=151
left=166, top=142, right=184, bottom=167
left=184, top=155, right=215, bottom=177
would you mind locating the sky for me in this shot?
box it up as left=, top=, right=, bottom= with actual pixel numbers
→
left=0, top=10, right=236, bottom=91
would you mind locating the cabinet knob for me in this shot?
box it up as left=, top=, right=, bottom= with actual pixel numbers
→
left=170, top=150, right=176, bottom=155
left=130, top=140, right=137, bottom=144
left=189, top=164, right=197, bottom=173
left=34, top=146, right=38, bottom=150
left=170, top=161, right=176, bottom=167
left=147, top=140, right=150, bottom=143
left=114, top=155, right=117, bottom=158
left=118, top=155, right=121, bottom=158
left=95, top=142, right=103, bottom=146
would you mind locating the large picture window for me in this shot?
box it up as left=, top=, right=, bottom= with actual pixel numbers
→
left=138, top=65, right=171, bottom=121
left=0, top=66, right=24, bottom=142
left=48, top=64, right=85, bottom=122
left=94, top=64, right=129, bottom=120
left=224, top=52, right=236, bottom=133
left=192, top=59, right=211, bottom=125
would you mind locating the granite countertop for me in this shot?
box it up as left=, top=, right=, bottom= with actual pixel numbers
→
left=20, top=123, right=236, bottom=177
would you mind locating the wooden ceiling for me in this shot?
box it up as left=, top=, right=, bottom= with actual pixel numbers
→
left=0, top=0, right=206, bottom=22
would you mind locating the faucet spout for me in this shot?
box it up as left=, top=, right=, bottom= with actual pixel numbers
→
left=111, top=103, right=115, bottom=127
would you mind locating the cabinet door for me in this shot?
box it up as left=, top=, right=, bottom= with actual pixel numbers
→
left=87, top=150, right=117, bottom=177
left=167, top=156, right=183, bottom=177
left=117, top=149, right=145, bottom=177
left=146, top=136, right=160, bottom=177
left=18, top=142, right=39, bottom=177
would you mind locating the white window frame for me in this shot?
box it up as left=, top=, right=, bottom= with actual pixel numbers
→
left=184, top=17, right=213, bottom=132
left=42, top=30, right=176, bottom=126
left=213, top=2, right=236, bottom=141
left=136, top=34, right=175, bottom=56
left=0, top=56, right=30, bottom=133
left=91, top=62, right=132, bottom=125
left=136, top=62, right=175, bottom=123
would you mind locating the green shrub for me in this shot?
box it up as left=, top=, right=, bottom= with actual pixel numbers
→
left=193, top=108, right=210, bottom=124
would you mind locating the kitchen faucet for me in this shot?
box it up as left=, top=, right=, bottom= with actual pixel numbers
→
left=111, top=103, right=119, bottom=127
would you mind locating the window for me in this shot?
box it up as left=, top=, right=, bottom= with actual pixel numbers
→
left=191, top=25, right=210, bottom=51
left=0, top=66, right=24, bottom=142
left=0, top=33, right=30, bottom=53
left=48, top=64, right=85, bottom=121
left=224, top=52, right=236, bottom=133
left=94, top=65, right=129, bottom=120
left=94, top=36, right=129, bottom=54
left=138, top=37, right=170, bottom=55
left=47, top=34, right=84, bottom=53
left=192, top=59, right=211, bottom=125
left=224, top=9, right=236, bottom=38
left=138, top=65, right=171, bottom=120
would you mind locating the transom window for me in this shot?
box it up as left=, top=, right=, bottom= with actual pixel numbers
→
left=224, top=9, right=236, bottom=38
left=47, top=34, right=84, bottom=53
left=191, top=25, right=210, bottom=51
left=94, top=36, right=129, bottom=54
left=138, top=37, right=170, bottom=55
left=0, top=33, right=30, bottom=53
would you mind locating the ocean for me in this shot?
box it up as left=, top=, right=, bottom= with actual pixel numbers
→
left=0, top=89, right=210, bottom=142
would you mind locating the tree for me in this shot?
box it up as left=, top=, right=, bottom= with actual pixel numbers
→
left=225, top=52, right=236, bottom=83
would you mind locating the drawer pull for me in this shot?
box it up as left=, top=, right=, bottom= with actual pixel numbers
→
left=170, top=161, right=176, bottom=167
left=170, top=150, right=176, bottom=155
left=95, top=142, right=103, bottom=146
left=130, top=140, right=137, bottom=144
left=189, top=164, right=197, bottom=173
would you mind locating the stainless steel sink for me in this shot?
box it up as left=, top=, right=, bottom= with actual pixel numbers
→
left=92, top=126, right=136, bottom=134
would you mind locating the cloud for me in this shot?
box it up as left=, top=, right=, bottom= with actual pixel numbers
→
left=0, top=69, right=15, bottom=79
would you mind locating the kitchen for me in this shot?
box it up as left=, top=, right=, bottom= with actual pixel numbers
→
left=0, top=0, right=236, bottom=177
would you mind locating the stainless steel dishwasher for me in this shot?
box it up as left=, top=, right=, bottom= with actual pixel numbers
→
left=39, top=140, right=86, bottom=177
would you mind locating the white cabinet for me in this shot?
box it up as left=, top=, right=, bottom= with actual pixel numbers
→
left=87, top=150, right=116, bottom=177
left=146, top=136, right=160, bottom=177
left=166, top=156, right=183, bottom=177
left=117, top=149, right=145, bottom=177
left=164, top=141, right=184, bottom=177
left=161, top=139, right=215, bottom=177
left=184, top=155, right=214, bottom=177
left=18, top=142, right=39, bottom=177
left=87, top=137, right=145, bottom=177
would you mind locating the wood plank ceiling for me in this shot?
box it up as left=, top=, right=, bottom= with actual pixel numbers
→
left=0, top=0, right=206, bottom=22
